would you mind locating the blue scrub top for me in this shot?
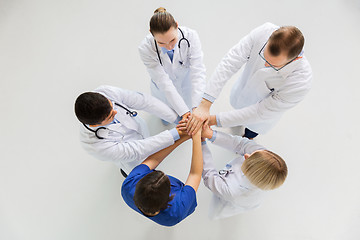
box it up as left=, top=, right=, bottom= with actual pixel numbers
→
left=121, top=164, right=197, bottom=227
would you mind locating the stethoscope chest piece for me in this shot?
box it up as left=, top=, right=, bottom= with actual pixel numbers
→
left=219, top=169, right=233, bottom=177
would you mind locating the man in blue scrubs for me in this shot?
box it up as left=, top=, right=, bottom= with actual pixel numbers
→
left=121, top=125, right=203, bottom=226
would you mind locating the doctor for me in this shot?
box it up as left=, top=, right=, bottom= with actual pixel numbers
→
left=74, top=85, right=181, bottom=175
left=187, top=22, right=312, bottom=138
left=138, top=7, right=206, bottom=123
left=200, top=125, right=287, bottom=220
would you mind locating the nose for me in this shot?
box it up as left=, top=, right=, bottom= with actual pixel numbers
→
left=165, top=45, right=173, bottom=50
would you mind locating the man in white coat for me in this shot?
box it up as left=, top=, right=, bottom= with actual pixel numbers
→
left=75, top=85, right=181, bottom=175
left=187, top=22, right=312, bottom=138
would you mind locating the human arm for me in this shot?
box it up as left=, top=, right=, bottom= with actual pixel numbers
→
left=95, top=85, right=178, bottom=123
left=209, top=130, right=265, bottom=155
left=187, top=29, right=206, bottom=109
left=184, top=126, right=203, bottom=192
left=215, top=70, right=312, bottom=129
left=80, top=127, right=180, bottom=173
left=201, top=143, right=233, bottom=198
left=186, top=29, right=254, bottom=135
left=138, top=37, right=190, bottom=116
left=142, top=132, right=191, bottom=170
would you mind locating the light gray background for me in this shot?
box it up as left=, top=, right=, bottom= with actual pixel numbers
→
left=1, top=0, right=360, bottom=239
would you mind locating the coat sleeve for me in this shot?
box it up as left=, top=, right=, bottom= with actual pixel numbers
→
left=138, top=37, right=190, bottom=116
left=201, top=143, right=234, bottom=199
left=204, top=28, right=254, bottom=100
left=81, top=129, right=175, bottom=166
left=95, top=85, right=178, bottom=123
left=212, top=131, right=265, bottom=155
left=216, top=66, right=312, bottom=128
left=187, top=29, right=206, bottom=108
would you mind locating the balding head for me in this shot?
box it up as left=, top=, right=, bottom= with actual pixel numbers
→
left=268, top=26, right=304, bottom=60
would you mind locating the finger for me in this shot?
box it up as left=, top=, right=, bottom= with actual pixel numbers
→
left=176, top=125, right=187, bottom=131
left=177, top=127, right=187, bottom=132
left=204, top=117, right=210, bottom=126
left=186, top=116, right=196, bottom=133
left=185, top=115, right=192, bottom=128
left=176, top=122, right=187, bottom=129
left=187, top=118, right=198, bottom=135
left=178, top=118, right=187, bottom=125
left=189, top=121, right=201, bottom=136
left=177, top=121, right=187, bottom=126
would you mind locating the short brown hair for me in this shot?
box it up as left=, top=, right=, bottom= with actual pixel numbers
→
left=241, top=150, right=287, bottom=190
left=134, top=170, right=174, bottom=215
left=149, top=7, right=177, bottom=34
left=268, top=26, right=304, bottom=60
left=74, top=92, right=112, bottom=125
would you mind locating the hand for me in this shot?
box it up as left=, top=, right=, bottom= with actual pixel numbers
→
left=176, top=117, right=189, bottom=133
left=176, top=124, right=188, bottom=137
left=186, top=100, right=212, bottom=136
left=201, top=124, right=213, bottom=139
left=181, top=112, right=191, bottom=121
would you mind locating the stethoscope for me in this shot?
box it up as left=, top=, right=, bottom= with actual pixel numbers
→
left=219, top=169, right=233, bottom=177
left=83, top=102, right=137, bottom=139
left=219, top=164, right=234, bottom=177
left=154, top=27, right=190, bottom=66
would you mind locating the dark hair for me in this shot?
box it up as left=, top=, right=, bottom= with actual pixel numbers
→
left=268, top=26, right=304, bottom=60
left=149, top=7, right=177, bottom=34
left=74, top=92, right=112, bottom=125
left=134, top=170, right=174, bottom=215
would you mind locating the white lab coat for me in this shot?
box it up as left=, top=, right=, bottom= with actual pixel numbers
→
left=139, top=26, right=206, bottom=117
left=206, top=22, right=312, bottom=133
left=79, top=85, right=178, bottom=174
left=202, top=131, right=266, bottom=220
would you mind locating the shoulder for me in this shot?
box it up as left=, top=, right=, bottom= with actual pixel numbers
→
left=138, top=33, right=155, bottom=52
left=123, top=164, right=151, bottom=186
left=182, top=185, right=197, bottom=197
left=167, top=175, right=196, bottom=199
left=128, top=164, right=151, bottom=178
left=286, top=56, right=313, bottom=85
left=174, top=180, right=197, bottom=201
left=169, top=184, right=197, bottom=221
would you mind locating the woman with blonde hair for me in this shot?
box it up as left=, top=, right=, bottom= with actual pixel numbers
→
left=199, top=124, right=287, bottom=220
left=138, top=7, right=206, bottom=124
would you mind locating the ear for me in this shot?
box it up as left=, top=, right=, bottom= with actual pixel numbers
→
left=176, top=21, right=178, bottom=28
left=244, top=153, right=250, bottom=160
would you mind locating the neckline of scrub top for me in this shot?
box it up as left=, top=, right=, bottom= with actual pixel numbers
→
left=161, top=47, right=175, bottom=54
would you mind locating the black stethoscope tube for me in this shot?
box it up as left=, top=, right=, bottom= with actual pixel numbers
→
left=83, top=102, right=137, bottom=139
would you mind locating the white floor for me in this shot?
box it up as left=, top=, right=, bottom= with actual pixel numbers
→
left=1, top=0, right=360, bottom=239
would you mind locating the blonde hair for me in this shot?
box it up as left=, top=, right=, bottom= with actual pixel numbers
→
left=150, top=7, right=177, bottom=34
left=241, top=150, right=287, bottom=190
